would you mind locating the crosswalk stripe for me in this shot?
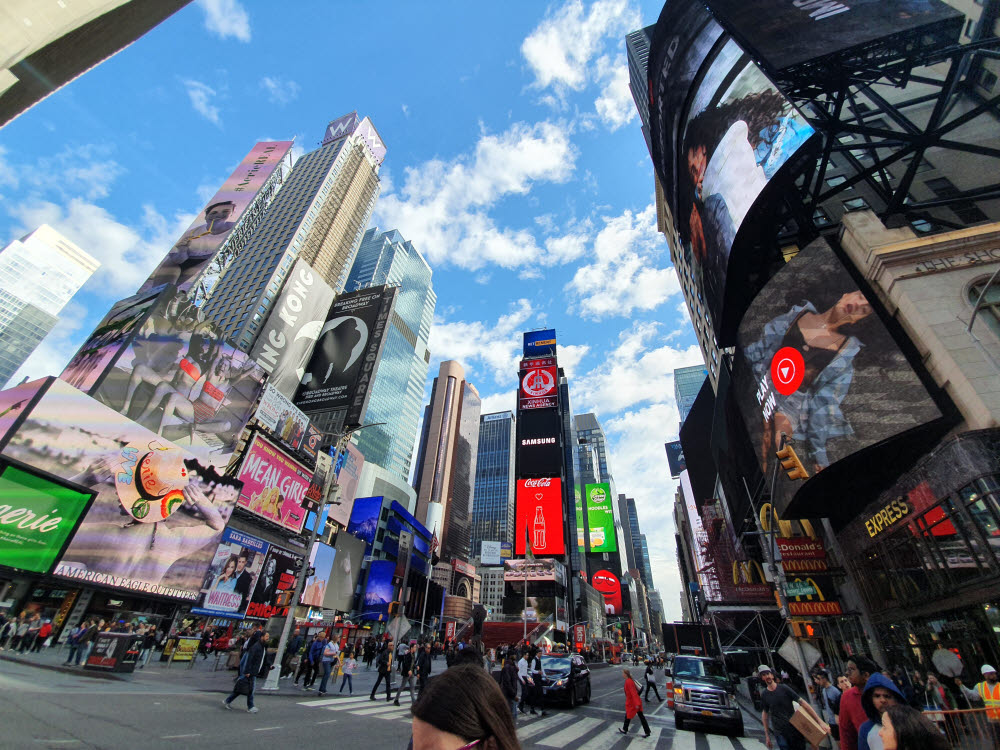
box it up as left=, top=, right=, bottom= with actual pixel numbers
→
left=671, top=730, right=699, bottom=750
left=517, top=714, right=573, bottom=741
left=707, top=734, right=736, bottom=749
left=735, top=737, right=768, bottom=750
left=576, top=724, right=628, bottom=750
left=535, top=717, right=602, bottom=746
left=297, top=696, right=371, bottom=707
left=646, top=727, right=663, bottom=746
left=347, top=703, right=410, bottom=717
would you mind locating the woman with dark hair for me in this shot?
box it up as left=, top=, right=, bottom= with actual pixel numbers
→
left=878, top=704, right=948, bottom=750
left=410, top=664, right=520, bottom=750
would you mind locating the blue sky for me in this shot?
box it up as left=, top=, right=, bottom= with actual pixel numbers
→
left=0, top=0, right=703, bottom=620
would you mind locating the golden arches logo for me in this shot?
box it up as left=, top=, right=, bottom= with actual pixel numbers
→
left=789, top=577, right=826, bottom=601
left=733, top=559, right=767, bottom=586
left=759, top=503, right=817, bottom=539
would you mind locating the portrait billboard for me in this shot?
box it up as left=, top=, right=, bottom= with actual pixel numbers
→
left=191, top=527, right=268, bottom=617
left=325, top=531, right=365, bottom=612
left=584, top=483, right=616, bottom=553
left=480, top=541, right=502, bottom=566
left=249, top=260, right=337, bottom=400
left=91, top=286, right=266, bottom=467
left=245, top=543, right=302, bottom=620
left=732, top=238, right=943, bottom=517
left=252, top=383, right=311, bottom=453
left=665, top=441, right=687, bottom=478
left=61, top=289, right=160, bottom=394
left=294, top=286, right=398, bottom=426
left=2, top=378, right=241, bottom=601
left=0, top=461, right=94, bottom=575
left=361, top=559, right=395, bottom=621
left=0, top=378, right=46, bottom=451
left=516, top=408, right=562, bottom=476
left=235, top=434, right=312, bottom=534
left=523, top=329, right=557, bottom=357
left=346, top=495, right=384, bottom=553
left=591, top=569, right=623, bottom=615
left=328, top=442, right=365, bottom=528
left=514, top=478, right=564, bottom=556
left=301, top=541, right=336, bottom=607
left=138, top=141, right=293, bottom=295
left=518, top=361, right=558, bottom=411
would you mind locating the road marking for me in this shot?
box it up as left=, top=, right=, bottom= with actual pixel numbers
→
left=298, top=696, right=370, bottom=707
left=315, top=719, right=338, bottom=725
left=33, top=742, right=79, bottom=746
left=161, top=734, right=201, bottom=739
left=536, top=717, right=602, bottom=746
left=736, top=738, right=768, bottom=750
left=517, top=714, right=572, bottom=741
left=707, top=734, right=735, bottom=749
left=253, top=726, right=283, bottom=732
left=672, top=730, right=699, bottom=749
left=348, top=703, right=410, bottom=717
left=577, top=724, right=626, bottom=750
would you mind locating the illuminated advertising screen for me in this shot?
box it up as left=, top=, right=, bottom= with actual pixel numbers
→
left=301, top=541, right=336, bottom=607
left=0, top=461, right=94, bottom=575
left=523, top=329, right=557, bottom=357
left=246, top=544, right=302, bottom=620
left=515, top=478, right=564, bottom=556
left=92, top=285, right=266, bottom=468
left=328, top=442, right=365, bottom=528
left=516, top=408, right=562, bottom=476
left=0, top=378, right=46, bottom=450
left=325, top=531, right=365, bottom=612
left=361, top=559, right=396, bottom=621
left=503, top=558, right=567, bottom=584
left=191, top=527, right=268, bottom=618
left=591, top=569, right=623, bottom=615
left=649, top=0, right=816, bottom=341
left=584, top=483, right=616, bottom=553
left=2, top=378, right=241, bottom=600
left=518, top=359, right=558, bottom=411
left=138, top=141, right=293, bottom=295
left=235, top=434, right=312, bottom=534
left=665, top=441, right=687, bottom=478
left=253, top=383, right=311, bottom=453
left=294, top=286, right=398, bottom=426
left=249, top=260, right=337, bottom=400
left=732, top=238, right=942, bottom=516
left=347, top=496, right=384, bottom=553
left=61, top=289, right=160, bottom=394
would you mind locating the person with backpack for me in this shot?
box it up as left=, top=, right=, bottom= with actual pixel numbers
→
left=620, top=668, right=651, bottom=737
left=644, top=659, right=663, bottom=702
left=317, top=635, right=339, bottom=695
left=370, top=637, right=394, bottom=701
left=813, top=669, right=842, bottom=743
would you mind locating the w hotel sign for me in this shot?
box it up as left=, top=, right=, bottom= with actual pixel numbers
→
left=785, top=575, right=842, bottom=616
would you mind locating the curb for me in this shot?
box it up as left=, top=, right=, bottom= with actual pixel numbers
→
left=0, top=651, right=129, bottom=681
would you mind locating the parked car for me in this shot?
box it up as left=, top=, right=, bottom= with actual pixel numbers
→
left=540, top=653, right=591, bottom=708
left=666, top=654, right=744, bottom=736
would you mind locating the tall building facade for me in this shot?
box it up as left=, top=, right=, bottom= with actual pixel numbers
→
left=0, top=225, right=99, bottom=386
left=574, top=413, right=610, bottom=483
left=638, top=534, right=655, bottom=590
left=470, top=411, right=516, bottom=556
left=412, top=360, right=481, bottom=561
left=625, top=24, right=655, bottom=154
left=674, top=365, right=708, bottom=425
left=343, top=227, right=435, bottom=482
left=203, top=112, right=384, bottom=352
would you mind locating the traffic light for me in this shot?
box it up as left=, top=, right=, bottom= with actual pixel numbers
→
left=776, top=444, right=810, bottom=480
left=388, top=601, right=401, bottom=616
left=791, top=620, right=816, bottom=638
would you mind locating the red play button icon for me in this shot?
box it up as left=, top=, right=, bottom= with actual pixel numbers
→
left=770, top=347, right=805, bottom=396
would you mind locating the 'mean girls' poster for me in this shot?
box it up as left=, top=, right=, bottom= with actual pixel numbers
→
left=235, top=434, right=311, bottom=533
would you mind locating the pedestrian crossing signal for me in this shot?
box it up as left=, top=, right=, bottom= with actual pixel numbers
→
left=791, top=620, right=816, bottom=638
left=776, top=444, right=810, bottom=481
left=388, top=601, right=401, bottom=616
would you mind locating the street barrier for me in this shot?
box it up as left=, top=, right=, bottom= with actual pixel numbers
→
left=922, top=707, right=999, bottom=749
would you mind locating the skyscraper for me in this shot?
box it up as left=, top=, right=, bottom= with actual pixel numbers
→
left=203, top=112, right=385, bottom=352
left=625, top=24, right=655, bottom=155
left=618, top=493, right=639, bottom=574
left=343, top=227, right=435, bottom=482
left=574, top=413, right=610, bottom=483
left=471, top=411, right=516, bottom=556
left=674, top=365, right=708, bottom=425
left=0, top=225, right=99, bottom=386
left=413, top=360, right=481, bottom=561
left=638, top=533, right=655, bottom=590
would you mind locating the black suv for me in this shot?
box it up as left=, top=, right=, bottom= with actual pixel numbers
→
left=540, top=653, right=591, bottom=707
left=667, top=654, right=744, bottom=736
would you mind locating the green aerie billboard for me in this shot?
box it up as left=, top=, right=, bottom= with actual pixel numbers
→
left=585, top=482, right=616, bottom=553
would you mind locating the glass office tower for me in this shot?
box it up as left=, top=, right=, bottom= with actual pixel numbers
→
left=471, top=411, right=515, bottom=556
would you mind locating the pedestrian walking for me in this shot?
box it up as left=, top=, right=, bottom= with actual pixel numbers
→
left=619, top=668, right=651, bottom=738
left=813, top=669, right=842, bottom=743
left=339, top=650, right=356, bottom=694
left=841, top=656, right=880, bottom=750
left=223, top=631, right=267, bottom=713
left=501, top=656, right=520, bottom=721
left=759, top=664, right=823, bottom=750
left=317, top=635, right=339, bottom=695
left=644, top=659, right=663, bottom=702
left=393, top=643, right=417, bottom=706
left=516, top=649, right=534, bottom=715
left=19, top=614, right=41, bottom=653
left=281, top=628, right=303, bottom=679
left=416, top=642, right=433, bottom=695
left=877, top=704, right=948, bottom=750
left=75, top=619, right=99, bottom=666
left=303, top=633, right=325, bottom=690
left=63, top=621, right=89, bottom=665
left=139, top=626, right=157, bottom=668
left=857, top=673, right=903, bottom=750
left=529, top=649, right=548, bottom=717
left=295, top=633, right=320, bottom=687
left=411, top=664, right=521, bottom=750
left=370, top=638, right=394, bottom=701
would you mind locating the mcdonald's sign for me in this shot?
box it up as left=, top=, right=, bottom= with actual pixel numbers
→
left=731, top=559, right=771, bottom=599
left=786, top=575, right=842, bottom=616
left=782, top=558, right=829, bottom=573
left=759, top=503, right=818, bottom=539
left=777, top=537, right=827, bottom=560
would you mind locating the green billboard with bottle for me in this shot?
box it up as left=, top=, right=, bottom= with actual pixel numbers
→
left=585, top=482, right=616, bottom=552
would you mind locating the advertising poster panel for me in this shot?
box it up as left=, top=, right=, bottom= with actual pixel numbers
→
left=235, top=434, right=311, bottom=534
left=732, top=239, right=942, bottom=514
left=500, top=541, right=513, bottom=560
left=665, top=441, right=687, bottom=478
left=245, top=544, right=302, bottom=620
left=518, top=357, right=558, bottom=411
left=591, top=569, right=623, bottom=615
left=328, top=442, right=364, bottom=528
left=480, top=541, right=502, bottom=566
left=0, top=461, right=94, bottom=575
left=252, top=383, right=311, bottom=452
left=346, top=495, right=383, bottom=553
left=191, top=527, right=268, bottom=617
left=249, top=260, right=337, bottom=400
left=503, top=558, right=566, bottom=584
left=1, top=378, right=241, bottom=601
left=0, top=378, right=46, bottom=450
left=325, top=531, right=365, bottom=612
left=516, top=407, right=561, bottom=476
left=584, top=482, right=616, bottom=553
left=138, top=141, right=293, bottom=295
left=92, top=286, right=266, bottom=467
left=523, top=329, right=557, bottom=357
left=294, top=286, right=397, bottom=418
left=301, top=542, right=336, bottom=607
left=61, top=290, right=160, bottom=394
left=514, top=478, right=564, bottom=556
left=361, top=559, right=395, bottom=621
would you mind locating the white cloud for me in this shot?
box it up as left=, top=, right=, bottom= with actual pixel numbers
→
left=182, top=79, right=222, bottom=126
left=197, top=0, right=251, bottom=42
left=478, top=391, right=516, bottom=416
left=376, top=120, right=580, bottom=271
left=0, top=144, right=124, bottom=201
left=565, top=204, right=681, bottom=319
left=594, top=53, right=636, bottom=131
left=259, top=76, right=300, bottom=105
left=401, top=104, right=410, bottom=118
left=9, top=301, right=90, bottom=385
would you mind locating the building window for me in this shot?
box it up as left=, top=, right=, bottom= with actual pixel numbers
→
left=969, top=277, right=1000, bottom=341
left=812, top=207, right=832, bottom=227
left=843, top=197, right=870, bottom=212
left=826, top=175, right=848, bottom=188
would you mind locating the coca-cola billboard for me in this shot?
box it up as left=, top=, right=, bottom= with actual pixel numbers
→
left=515, top=477, right=564, bottom=556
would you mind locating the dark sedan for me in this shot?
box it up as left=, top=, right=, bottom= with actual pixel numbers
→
left=540, top=653, right=591, bottom=708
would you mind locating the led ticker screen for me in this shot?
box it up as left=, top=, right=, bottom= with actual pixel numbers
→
left=515, top=477, right=564, bottom=556
left=584, top=482, right=616, bottom=553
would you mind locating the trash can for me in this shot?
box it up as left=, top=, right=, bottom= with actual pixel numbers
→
left=84, top=632, right=142, bottom=673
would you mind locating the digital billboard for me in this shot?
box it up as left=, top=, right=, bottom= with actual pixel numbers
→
left=503, top=557, right=567, bottom=584
left=294, top=286, right=398, bottom=426
left=138, top=141, right=293, bottom=295
left=515, top=478, right=564, bottom=556
left=346, top=495, right=384, bottom=553
left=649, top=0, right=816, bottom=341
left=361, top=559, right=396, bottom=621
left=732, top=238, right=943, bottom=516
left=481, top=541, right=502, bottom=566
left=2, top=378, right=241, bottom=601
left=91, top=285, right=266, bottom=467
left=253, top=384, right=311, bottom=453
left=328, top=442, right=364, bottom=528
left=0, top=462, right=94, bottom=575
left=523, top=329, right=557, bottom=357
left=591, top=569, right=623, bottom=615
left=516, top=408, right=562, bottom=476
left=191, top=527, right=268, bottom=617
left=665, top=441, right=687, bottom=478
left=584, top=483, right=616, bottom=553
left=518, top=358, right=558, bottom=411
left=325, top=531, right=365, bottom=612
left=249, top=260, right=337, bottom=400
left=0, top=378, right=46, bottom=450
left=301, top=541, right=336, bottom=607
left=235, top=434, right=311, bottom=534
left=245, top=543, right=302, bottom=620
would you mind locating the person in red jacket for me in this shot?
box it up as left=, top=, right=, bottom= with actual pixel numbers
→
left=840, top=655, right=880, bottom=750
left=620, top=668, right=652, bottom=737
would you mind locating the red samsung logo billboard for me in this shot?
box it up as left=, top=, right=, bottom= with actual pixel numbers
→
left=515, top=478, right=564, bottom=556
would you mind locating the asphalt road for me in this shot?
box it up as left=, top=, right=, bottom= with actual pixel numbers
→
left=0, top=659, right=767, bottom=750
